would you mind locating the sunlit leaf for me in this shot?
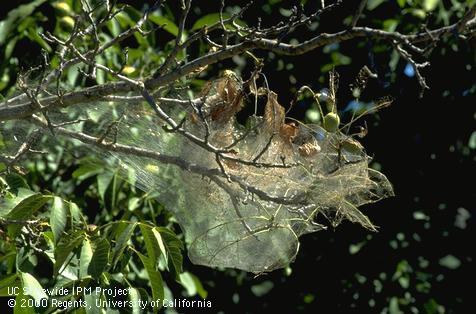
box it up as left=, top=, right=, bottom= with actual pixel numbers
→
left=83, top=288, right=104, bottom=314
left=155, top=227, right=183, bottom=279
left=97, top=172, right=114, bottom=202
left=179, top=272, right=207, bottom=298
left=149, top=15, right=179, bottom=36
left=3, top=191, right=51, bottom=237
left=14, top=289, right=36, bottom=314
left=51, top=196, right=68, bottom=244
left=26, top=27, right=52, bottom=52
left=397, top=0, right=406, bottom=7
left=251, top=280, right=274, bottom=297
left=88, top=238, right=110, bottom=279
left=21, top=272, right=48, bottom=302
left=80, top=238, right=93, bottom=279
left=423, top=0, right=439, bottom=11
left=389, top=296, right=403, bottom=314
left=111, top=222, right=137, bottom=268
left=439, top=255, right=461, bottom=269
left=0, top=0, right=47, bottom=45
left=72, top=158, right=104, bottom=180
left=129, top=287, right=142, bottom=314
left=139, top=224, right=162, bottom=267
left=191, top=13, right=246, bottom=31
left=137, top=252, right=164, bottom=312
left=468, top=131, right=476, bottom=149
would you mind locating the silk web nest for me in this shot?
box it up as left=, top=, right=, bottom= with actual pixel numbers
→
left=1, top=71, right=394, bottom=273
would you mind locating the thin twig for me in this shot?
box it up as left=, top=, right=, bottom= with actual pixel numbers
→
left=29, top=115, right=307, bottom=206
left=350, top=0, right=368, bottom=28
left=2, top=12, right=474, bottom=120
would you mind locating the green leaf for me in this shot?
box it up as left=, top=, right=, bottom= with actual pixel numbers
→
left=14, top=289, right=36, bottom=314
left=397, top=0, right=406, bottom=7
left=21, top=272, right=48, bottom=302
left=16, top=247, right=37, bottom=273
left=383, top=19, right=399, bottom=32
left=389, top=296, right=403, bottom=314
left=54, top=230, right=85, bottom=275
left=114, top=11, right=132, bottom=29
left=0, top=0, right=47, bottom=45
left=5, top=173, right=29, bottom=194
left=72, top=158, right=104, bottom=180
left=0, top=70, right=11, bottom=92
left=152, top=228, right=167, bottom=263
left=251, top=280, right=274, bottom=297
left=0, top=274, right=19, bottom=296
left=424, top=299, right=441, bottom=314
left=305, top=108, right=320, bottom=123
left=191, top=13, right=246, bottom=31
left=50, top=196, right=68, bottom=244
left=192, top=13, right=227, bottom=30
left=88, top=238, right=110, bottom=279
left=331, top=52, right=351, bottom=65
left=155, top=227, right=183, bottom=279
left=140, top=225, right=182, bottom=279
left=0, top=251, right=15, bottom=272
left=26, top=27, right=52, bottom=52
left=66, top=63, right=81, bottom=87
left=83, top=288, right=104, bottom=314
left=97, top=172, right=114, bottom=202
left=4, top=192, right=51, bottom=237
left=111, top=222, right=137, bottom=268
left=106, top=18, right=121, bottom=37
left=42, top=231, right=54, bottom=251
left=128, top=197, right=141, bottom=211
left=69, top=202, right=82, bottom=224
left=409, top=8, right=427, bottom=19
left=95, top=55, right=106, bottom=84
left=139, top=224, right=162, bottom=267
left=80, top=238, right=93, bottom=279
left=423, top=0, right=439, bottom=11
left=4, top=192, right=49, bottom=220
left=439, top=254, right=461, bottom=269
left=179, top=272, right=207, bottom=298
left=148, top=15, right=179, bottom=36
left=136, top=252, right=164, bottom=312
left=349, top=242, right=365, bottom=255
left=468, top=131, right=476, bottom=149
left=128, top=288, right=142, bottom=314
left=367, top=0, right=385, bottom=11
left=108, top=172, right=121, bottom=210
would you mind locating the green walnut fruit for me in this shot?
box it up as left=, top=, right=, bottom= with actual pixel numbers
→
left=59, top=16, right=75, bottom=32
left=342, top=139, right=362, bottom=155
left=52, top=2, right=72, bottom=16
left=323, top=112, right=340, bottom=132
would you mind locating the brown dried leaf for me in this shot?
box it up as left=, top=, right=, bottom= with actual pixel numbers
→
left=199, top=80, right=213, bottom=98
left=279, top=122, right=298, bottom=144
left=264, top=91, right=285, bottom=133
left=210, top=74, right=243, bottom=123
left=298, top=142, right=321, bottom=157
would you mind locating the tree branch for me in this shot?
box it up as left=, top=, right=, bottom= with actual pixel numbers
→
left=28, top=115, right=306, bottom=206
left=2, top=11, right=473, bottom=121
